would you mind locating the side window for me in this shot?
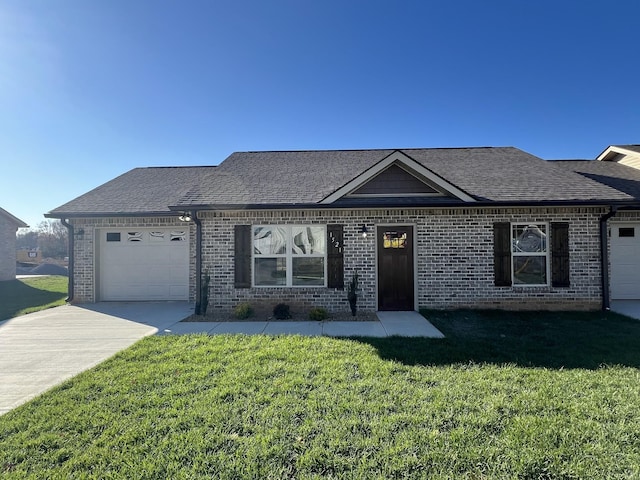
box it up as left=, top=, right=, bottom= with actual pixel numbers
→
left=495, top=222, right=569, bottom=288
left=511, top=224, right=548, bottom=286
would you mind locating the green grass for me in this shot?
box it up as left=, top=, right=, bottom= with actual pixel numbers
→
left=1, top=311, right=640, bottom=478
left=0, top=276, right=68, bottom=320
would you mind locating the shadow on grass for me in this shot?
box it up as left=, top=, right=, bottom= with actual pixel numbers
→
left=356, top=309, right=640, bottom=370
left=0, top=278, right=67, bottom=320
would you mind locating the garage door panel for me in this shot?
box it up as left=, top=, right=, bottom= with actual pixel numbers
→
left=611, top=245, right=637, bottom=258
left=169, top=285, right=189, bottom=298
left=610, top=224, right=640, bottom=300
left=147, top=249, right=170, bottom=262
left=615, top=265, right=636, bottom=280
left=100, top=228, right=189, bottom=301
left=614, top=282, right=637, bottom=298
left=168, top=248, right=188, bottom=262
left=147, top=285, right=170, bottom=298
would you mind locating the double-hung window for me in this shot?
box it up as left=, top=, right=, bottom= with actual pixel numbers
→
left=511, top=223, right=549, bottom=285
left=253, top=226, right=326, bottom=287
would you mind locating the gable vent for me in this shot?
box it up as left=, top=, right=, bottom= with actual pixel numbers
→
left=349, top=164, right=441, bottom=197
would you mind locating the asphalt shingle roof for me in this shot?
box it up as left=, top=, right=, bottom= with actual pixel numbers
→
left=47, top=166, right=214, bottom=216
left=554, top=160, right=640, bottom=200
left=403, top=148, right=631, bottom=202
left=175, top=147, right=634, bottom=207
left=47, top=147, right=640, bottom=217
left=177, top=149, right=396, bottom=207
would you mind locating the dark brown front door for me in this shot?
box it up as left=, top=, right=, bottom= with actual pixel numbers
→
left=377, top=226, right=414, bottom=311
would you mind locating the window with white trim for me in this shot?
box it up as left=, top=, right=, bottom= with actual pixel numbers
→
left=253, top=225, right=326, bottom=287
left=512, top=223, right=549, bottom=285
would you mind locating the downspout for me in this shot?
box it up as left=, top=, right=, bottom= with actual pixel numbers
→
left=192, top=211, right=203, bottom=315
left=60, top=218, right=74, bottom=303
left=600, top=206, right=618, bottom=311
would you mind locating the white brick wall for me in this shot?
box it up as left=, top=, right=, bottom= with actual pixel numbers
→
left=70, top=206, right=611, bottom=312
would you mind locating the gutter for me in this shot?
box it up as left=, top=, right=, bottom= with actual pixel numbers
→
left=599, top=206, right=618, bottom=311
left=192, top=211, right=203, bottom=315
left=168, top=199, right=640, bottom=212
left=60, top=219, right=74, bottom=303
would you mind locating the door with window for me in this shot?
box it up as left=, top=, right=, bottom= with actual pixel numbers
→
left=377, top=226, right=414, bottom=311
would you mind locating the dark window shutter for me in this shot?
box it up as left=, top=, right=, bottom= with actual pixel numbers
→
left=551, top=222, right=570, bottom=287
left=493, top=222, right=512, bottom=287
left=327, top=224, right=344, bottom=289
left=234, top=225, right=251, bottom=288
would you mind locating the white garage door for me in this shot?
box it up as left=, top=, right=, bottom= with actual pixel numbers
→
left=99, top=228, right=189, bottom=301
left=610, top=224, right=640, bottom=300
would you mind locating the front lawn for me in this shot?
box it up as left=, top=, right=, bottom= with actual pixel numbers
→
left=1, top=311, right=639, bottom=478
left=0, top=276, right=67, bottom=320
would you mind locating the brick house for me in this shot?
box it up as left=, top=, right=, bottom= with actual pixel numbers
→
left=0, top=207, right=28, bottom=282
left=46, top=145, right=640, bottom=315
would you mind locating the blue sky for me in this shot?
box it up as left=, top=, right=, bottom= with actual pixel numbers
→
left=1, top=1, right=638, bottom=228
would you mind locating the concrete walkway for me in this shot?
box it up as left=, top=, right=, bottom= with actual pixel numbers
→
left=610, top=300, right=640, bottom=320
left=163, top=310, right=444, bottom=338
left=0, top=303, right=443, bottom=415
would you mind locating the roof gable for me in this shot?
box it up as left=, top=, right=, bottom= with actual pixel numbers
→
left=0, top=207, right=28, bottom=228
left=320, top=151, right=476, bottom=204
left=349, top=164, right=439, bottom=196
left=597, top=145, right=640, bottom=170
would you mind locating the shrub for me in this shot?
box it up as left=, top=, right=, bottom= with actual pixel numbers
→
left=309, top=307, right=329, bottom=321
left=273, top=303, right=291, bottom=320
left=233, top=302, right=254, bottom=320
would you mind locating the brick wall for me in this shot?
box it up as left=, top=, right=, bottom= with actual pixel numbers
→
left=199, top=206, right=605, bottom=316
left=0, top=217, right=18, bottom=281
left=69, top=207, right=609, bottom=312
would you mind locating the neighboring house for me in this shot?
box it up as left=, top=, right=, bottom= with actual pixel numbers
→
left=0, top=208, right=28, bottom=282
left=45, top=145, right=640, bottom=315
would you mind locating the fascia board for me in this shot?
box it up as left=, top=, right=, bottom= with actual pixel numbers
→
left=596, top=145, right=636, bottom=161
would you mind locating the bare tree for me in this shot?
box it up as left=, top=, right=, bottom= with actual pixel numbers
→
left=16, top=230, right=39, bottom=250
left=35, top=220, right=69, bottom=259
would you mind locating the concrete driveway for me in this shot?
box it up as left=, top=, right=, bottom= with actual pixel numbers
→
left=0, top=303, right=443, bottom=416
left=610, top=300, right=640, bottom=320
left=0, top=302, right=194, bottom=415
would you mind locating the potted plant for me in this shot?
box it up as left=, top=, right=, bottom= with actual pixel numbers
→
left=347, top=271, right=359, bottom=316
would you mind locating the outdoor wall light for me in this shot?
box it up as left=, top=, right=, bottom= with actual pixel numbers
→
left=360, top=224, right=368, bottom=238
left=179, top=212, right=192, bottom=222
left=74, top=228, right=85, bottom=238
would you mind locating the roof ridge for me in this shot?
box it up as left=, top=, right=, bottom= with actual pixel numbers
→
left=136, top=165, right=217, bottom=170
left=236, top=146, right=514, bottom=154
